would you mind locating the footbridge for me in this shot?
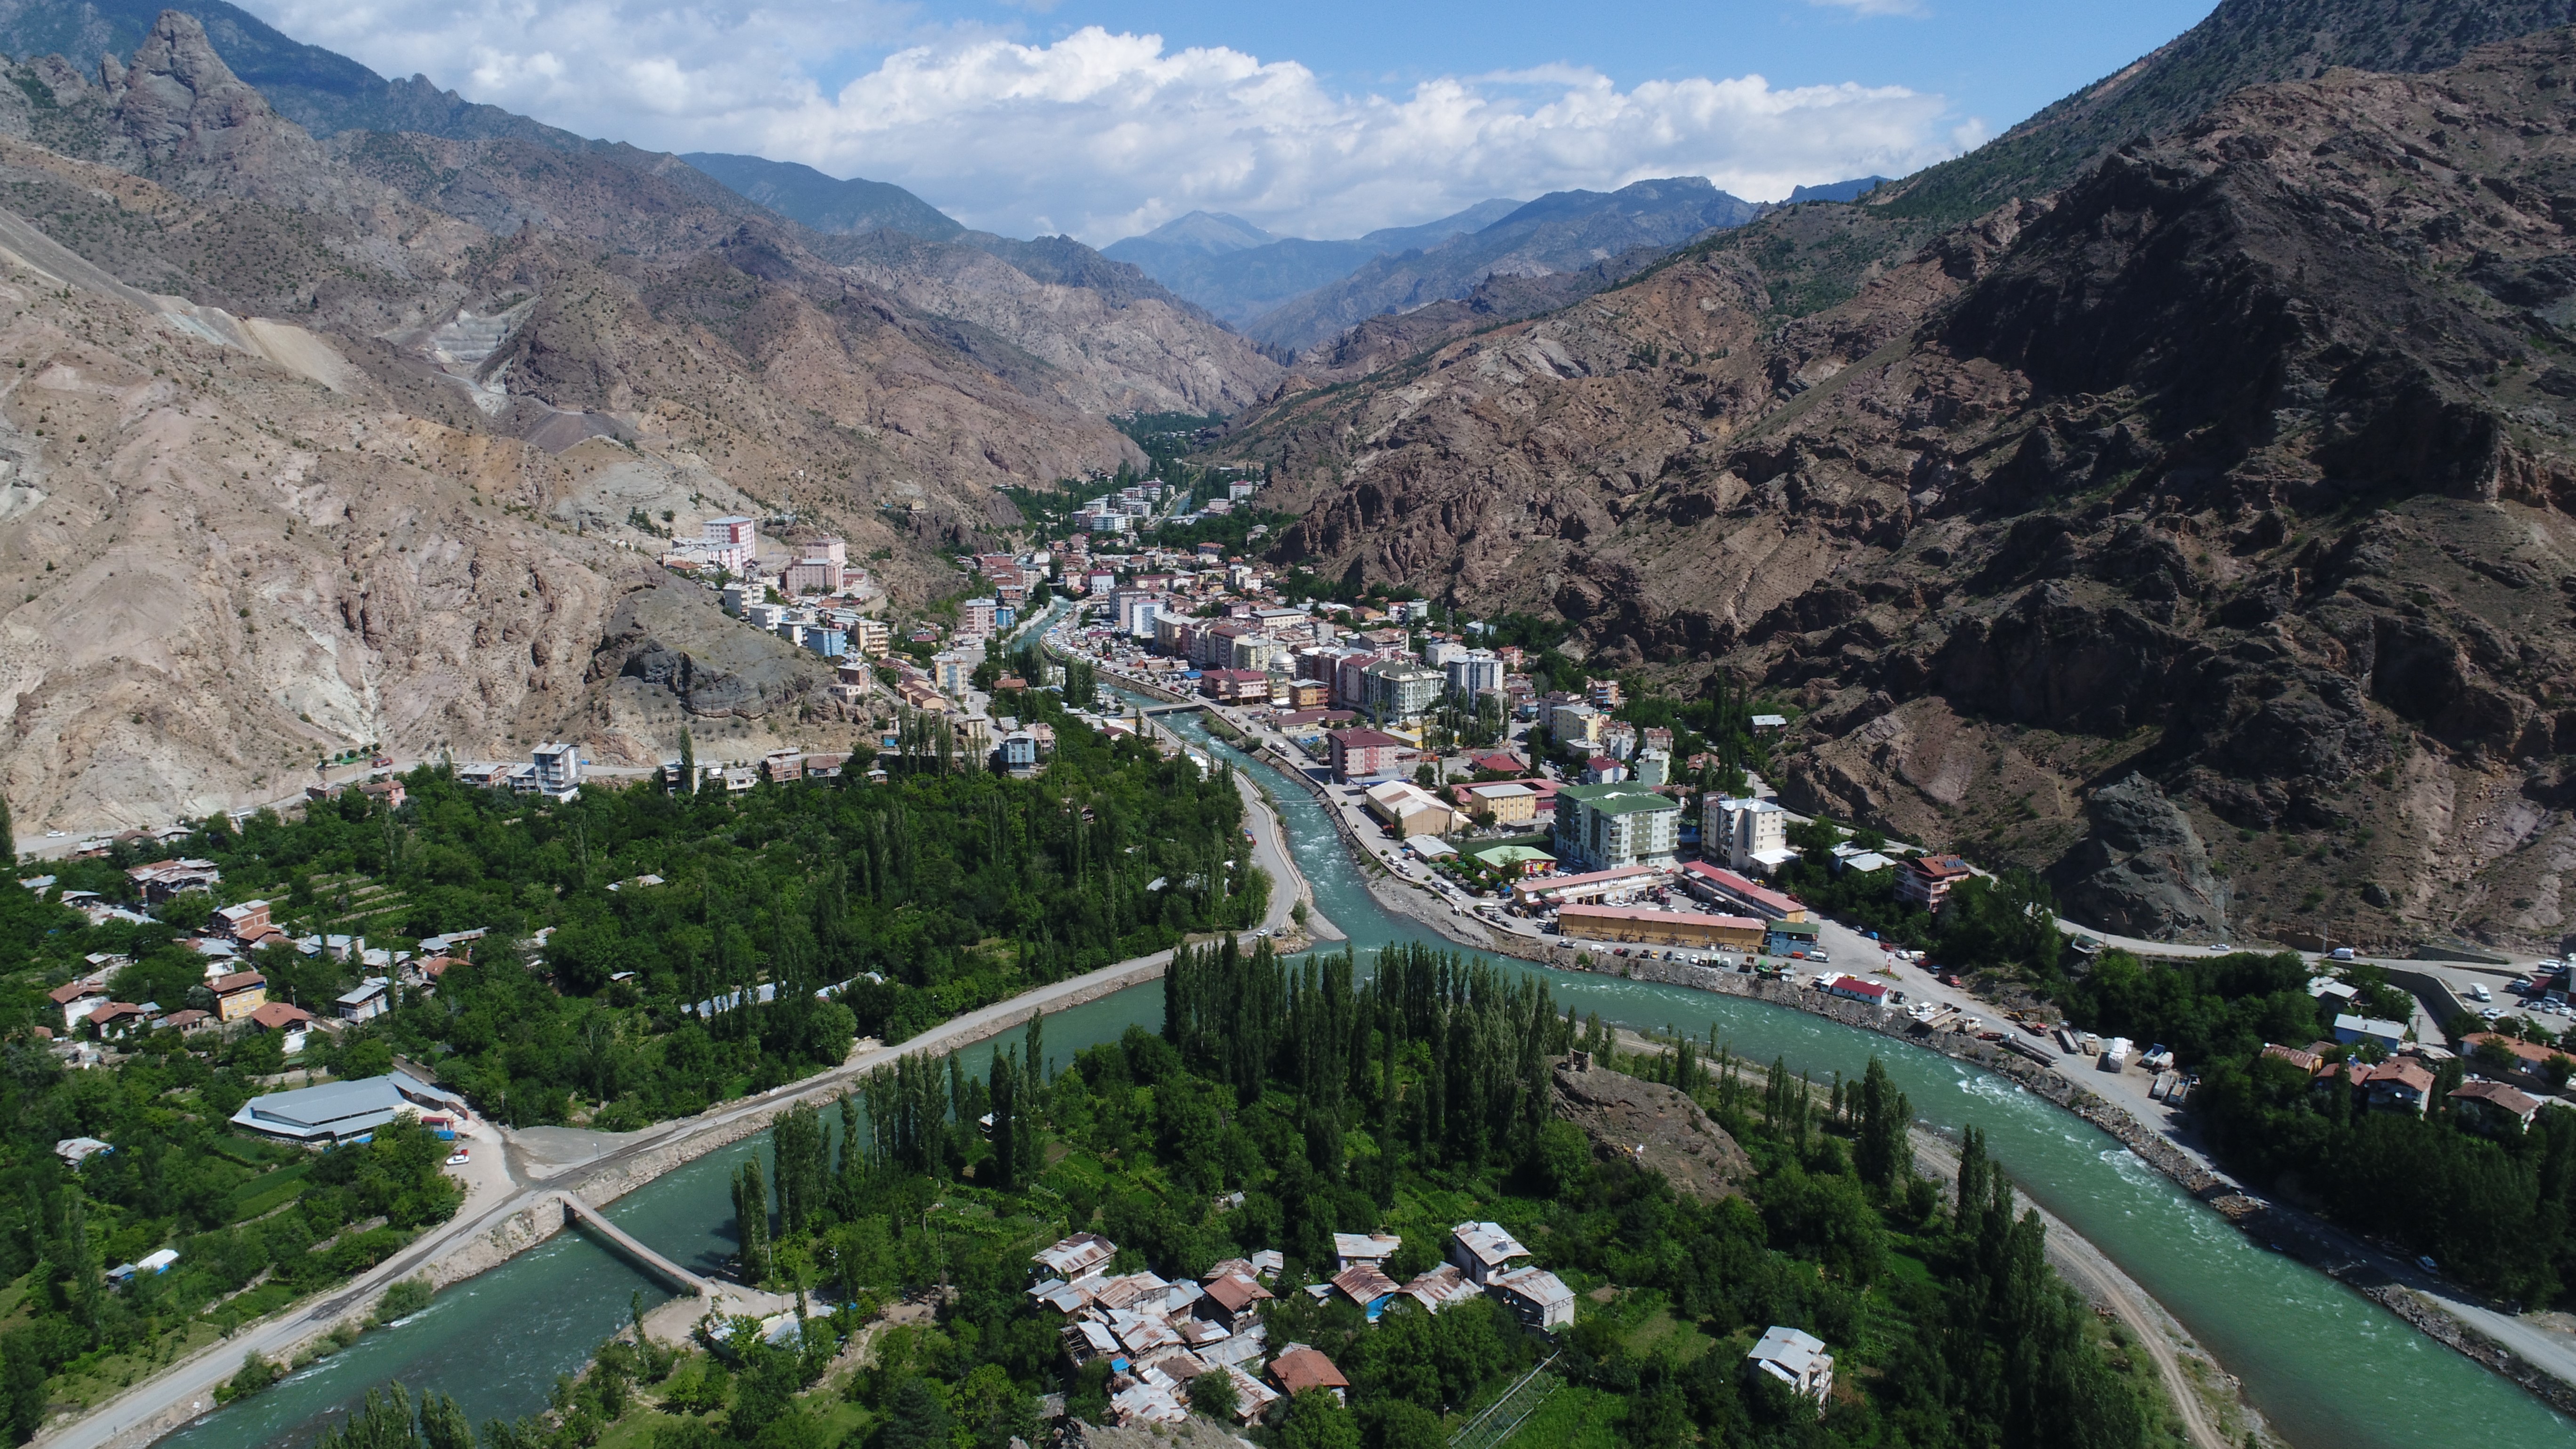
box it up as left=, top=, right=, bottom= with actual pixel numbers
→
left=552, top=1193, right=711, bottom=1297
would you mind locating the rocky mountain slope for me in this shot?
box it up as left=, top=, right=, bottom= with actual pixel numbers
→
left=1883, top=0, right=2576, bottom=223
left=0, top=10, right=1258, bottom=834
left=0, top=0, right=604, bottom=143
left=1224, top=26, right=2576, bottom=951
left=1243, top=177, right=1764, bottom=354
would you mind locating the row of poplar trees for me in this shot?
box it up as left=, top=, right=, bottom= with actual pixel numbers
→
left=1162, top=937, right=1578, bottom=1183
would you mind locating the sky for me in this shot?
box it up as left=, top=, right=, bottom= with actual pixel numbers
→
left=235, top=0, right=2221, bottom=244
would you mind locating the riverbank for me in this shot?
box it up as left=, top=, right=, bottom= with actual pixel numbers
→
left=1111, top=660, right=2576, bottom=1421
left=1577, top=953, right=2576, bottom=1418
left=49, top=940, right=1218, bottom=1449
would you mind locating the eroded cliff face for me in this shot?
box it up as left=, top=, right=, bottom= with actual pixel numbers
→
left=1227, top=31, right=2576, bottom=949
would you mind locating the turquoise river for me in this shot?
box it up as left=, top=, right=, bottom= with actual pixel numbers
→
left=157, top=703, right=2574, bottom=1449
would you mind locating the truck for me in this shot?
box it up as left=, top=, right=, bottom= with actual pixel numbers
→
left=2100, top=1037, right=2133, bottom=1071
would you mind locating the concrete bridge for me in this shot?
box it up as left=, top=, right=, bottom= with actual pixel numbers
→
left=1136, top=701, right=1203, bottom=717
left=553, top=1193, right=712, bottom=1297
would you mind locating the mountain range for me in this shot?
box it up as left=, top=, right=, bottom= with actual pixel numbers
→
left=11, top=0, right=2576, bottom=952
left=1218, top=0, right=2576, bottom=950
left=1101, top=199, right=1525, bottom=327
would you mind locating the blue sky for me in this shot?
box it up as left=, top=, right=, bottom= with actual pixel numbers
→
left=244, top=0, right=2222, bottom=242
left=882, top=1, right=2219, bottom=136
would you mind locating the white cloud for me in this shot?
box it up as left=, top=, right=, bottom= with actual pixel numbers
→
left=1806, top=0, right=1931, bottom=16
left=236, top=2, right=1967, bottom=242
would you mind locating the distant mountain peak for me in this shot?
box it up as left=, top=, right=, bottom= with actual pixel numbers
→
left=1131, top=211, right=1278, bottom=255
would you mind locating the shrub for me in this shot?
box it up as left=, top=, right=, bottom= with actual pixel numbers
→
left=373, top=1276, right=434, bottom=1324
left=218, top=1351, right=281, bottom=1403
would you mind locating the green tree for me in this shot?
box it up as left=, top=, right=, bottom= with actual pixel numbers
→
left=1852, top=1057, right=1913, bottom=1193
left=315, top=1385, right=424, bottom=1449
left=1535, top=1118, right=1591, bottom=1196
left=1188, top=1368, right=1239, bottom=1423
left=419, top=1391, right=476, bottom=1449
left=1275, top=1390, right=1361, bottom=1449
left=878, top=1375, right=953, bottom=1449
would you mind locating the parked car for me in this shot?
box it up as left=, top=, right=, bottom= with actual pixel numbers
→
left=446, top=1147, right=471, bottom=1167
left=2469, top=983, right=2493, bottom=1002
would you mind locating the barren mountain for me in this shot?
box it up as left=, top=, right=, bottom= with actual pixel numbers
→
left=1226, top=27, right=2576, bottom=950
left=0, top=10, right=1200, bottom=834
left=1244, top=177, right=1762, bottom=354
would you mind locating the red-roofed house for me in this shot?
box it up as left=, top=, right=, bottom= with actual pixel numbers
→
left=247, top=1002, right=315, bottom=1054
left=1824, top=974, right=1891, bottom=1006
left=49, top=980, right=109, bottom=1031
left=2260, top=1043, right=2324, bottom=1075
left=1898, top=855, right=1975, bottom=910
left=1269, top=1347, right=1350, bottom=1402
left=210, top=971, right=269, bottom=1022
left=86, top=1003, right=147, bottom=1039
left=209, top=901, right=273, bottom=942
left=2459, top=1032, right=2576, bottom=1090
left=2451, top=1080, right=2543, bottom=1135
left=2364, top=1060, right=2436, bottom=1115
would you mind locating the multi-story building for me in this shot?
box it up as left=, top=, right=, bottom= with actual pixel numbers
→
left=1360, top=660, right=1444, bottom=723
left=1333, top=650, right=1388, bottom=710
left=701, top=515, right=758, bottom=575
left=1328, top=728, right=1408, bottom=783
left=850, top=618, right=891, bottom=659
left=1229, top=633, right=1283, bottom=673
left=960, top=598, right=998, bottom=636
left=1899, top=854, right=1975, bottom=910
left=528, top=742, right=582, bottom=800
left=782, top=537, right=846, bottom=594
left=1444, top=648, right=1504, bottom=699
left=1586, top=677, right=1624, bottom=709
left=1707, top=797, right=1792, bottom=872
left=933, top=651, right=977, bottom=698
left=1554, top=783, right=1682, bottom=872
left=1549, top=700, right=1606, bottom=748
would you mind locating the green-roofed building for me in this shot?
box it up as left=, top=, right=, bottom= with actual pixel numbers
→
left=1553, top=783, right=1682, bottom=871
left=1473, top=844, right=1557, bottom=877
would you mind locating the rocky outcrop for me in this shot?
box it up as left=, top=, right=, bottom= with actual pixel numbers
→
left=594, top=577, right=829, bottom=721
left=2051, top=775, right=2233, bottom=941
left=1551, top=1055, right=1751, bottom=1201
